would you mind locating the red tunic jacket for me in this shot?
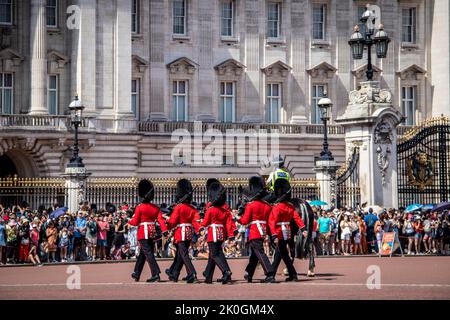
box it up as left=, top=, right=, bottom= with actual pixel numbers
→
left=201, top=205, right=236, bottom=242
left=269, top=202, right=305, bottom=240
left=237, top=200, right=272, bottom=241
left=128, top=203, right=167, bottom=241
left=167, top=203, right=200, bottom=243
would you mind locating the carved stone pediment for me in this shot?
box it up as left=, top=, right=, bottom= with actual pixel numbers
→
left=132, top=55, right=149, bottom=75
left=348, top=81, right=392, bottom=105
left=47, top=50, right=69, bottom=74
left=167, top=57, right=198, bottom=75
left=214, top=59, right=246, bottom=77
left=352, top=63, right=382, bottom=79
left=0, top=48, right=24, bottom=72
left=261, top=60, right=292, bottom=78
left=396, top=64, right=427, bottom=81
left=307, top=61, right=337, bottom=79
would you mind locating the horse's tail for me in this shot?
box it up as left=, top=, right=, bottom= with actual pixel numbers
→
left=292, top=198, right=315, bottom=259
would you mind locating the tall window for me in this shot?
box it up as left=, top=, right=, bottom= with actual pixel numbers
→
left=47, top=75, right=58, bottom=115
left=131, top=79, right=140, bottom=119
left=221, top=0, right=234, bottom=37
left=0, top=0, right=12, bottom=25
left=266, top=83, right=281, bottom=123
left=132, top=0, right=140, bottom=34
left=46, top=0, right=58, bottom=27
left=267, top=2, right=280, bottom=38
left=402, top=8, right=416, bottom=43
left=356, top=6, right=366, bottom=36
left=0, top=73, right=13, bottom=114
left=311, top=84, right=326, bottom=124
left=312, top=4, right=326, bottom=40
left=402, top=86, right=416, bottom=125
left=173, top=0, right=186, bottom=35
left=219, top=81, right=235, bottom=122
left=173, top=80, right=188, bottom=121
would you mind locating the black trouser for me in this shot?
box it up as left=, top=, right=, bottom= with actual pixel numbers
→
left=245, top=239, right=274, bottom=278
left=203, top=242, right=231, bottom=281
left=366, top=228, right=375, bottom=253
left=272, top=239, right=297, bottom=278
left=6, top=241, right=17, bottom=261
left=171, top=240, right=196, bottom=279
left=134, top=239, right=160, bottom=278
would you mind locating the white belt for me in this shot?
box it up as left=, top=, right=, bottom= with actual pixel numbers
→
left=277, top=222, right=291, bottom=240
left=140, top=222, right=155, bottom=239
left=249, top=220, right=267, bottom=237
left=208, top=224, right=224, bottom=242
left=177, top=223, right=193, bottom=241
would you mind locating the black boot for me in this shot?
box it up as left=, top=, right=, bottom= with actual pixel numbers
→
left=165, top=269, right=172, bottom=277
left=131, top=272, right=140, bottom=282
left=221, top=271, right=232, bottom=285
left=244, top=273, right=252, bottom=283
left=285, top=275, right=299, bottom=282
left=261, top=275, right=276, bottom=283
left=146, top=275, right=161, bottom=283
left=185, top=273, right=198, bottom=284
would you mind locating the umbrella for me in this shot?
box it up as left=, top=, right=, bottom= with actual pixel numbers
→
left=405, top=204, right=423, bottom=213
left=49, top=207, right=68, bottom=219
left=431, top=202, right=450, bottom=213
left=309, top=200, right=328, bottom=206
left=421, top=204, right=435, bottom=211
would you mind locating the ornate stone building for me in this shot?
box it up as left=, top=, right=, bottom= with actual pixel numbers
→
left=0, top=0, right=448, bottom=179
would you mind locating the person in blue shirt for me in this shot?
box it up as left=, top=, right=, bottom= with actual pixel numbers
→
left=0, top=219, right=6, bottom=264
left=364, top=208, right=379, bottom=253
left=73, top=212, right=87, bottom=261
left=317, top=211, right=333, bottom=255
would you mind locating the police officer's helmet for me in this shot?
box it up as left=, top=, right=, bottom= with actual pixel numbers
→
left=273, top=155, right=285, bottom=168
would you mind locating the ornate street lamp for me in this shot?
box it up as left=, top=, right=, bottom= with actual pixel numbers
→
left=349, top=4, right=391, bottom=81
left=67, top=95, right=85, bottom=168
left=318, top=93, right=334, bottom=161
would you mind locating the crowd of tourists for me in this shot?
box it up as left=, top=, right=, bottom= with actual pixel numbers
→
left=0, top=201, right=449, bottom=266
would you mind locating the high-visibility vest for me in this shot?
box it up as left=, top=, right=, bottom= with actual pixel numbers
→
left=268, top=168, right=290, bottom=191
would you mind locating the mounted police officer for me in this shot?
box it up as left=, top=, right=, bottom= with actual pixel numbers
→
left=266, top=155, right=291, bottom=193
left=129, top=179, right=167, bottom=283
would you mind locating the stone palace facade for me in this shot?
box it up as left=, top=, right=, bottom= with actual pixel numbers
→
left=0, top=0, right=448, bottom=179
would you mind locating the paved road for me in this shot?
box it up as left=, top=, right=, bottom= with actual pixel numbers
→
left=1, top=256, right=449, bottom=300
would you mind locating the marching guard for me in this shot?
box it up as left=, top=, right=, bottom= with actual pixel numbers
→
left=166, top=179, right=200, bottom=283
left=236, top=176, right=276, bottom=283
left=129, top=179, right=167, bottom=282
left=269, top=179, right=307, bottom=282
left=201, top=181, right=236, bottom=284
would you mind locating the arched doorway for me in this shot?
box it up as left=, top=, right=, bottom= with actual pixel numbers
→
left=0, top=154, right=18, bottom=178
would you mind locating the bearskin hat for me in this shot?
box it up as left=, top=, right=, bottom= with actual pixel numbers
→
left=176, top=178, right=193, bottom=203
left=208, top=182, right=226, bottom=207
left=274, top=179, right=292, bottom=202
left=138, top=179, right=155, bottom=202
left=206, top=178, right=220, bottom=190
left=248, top=176, right=267, bottom=200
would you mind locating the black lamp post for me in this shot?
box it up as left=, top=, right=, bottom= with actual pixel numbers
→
left=349, top=5, right=391, bottom=81
left=67, top=95, right=85, bottom=168
left=318, top=94, right=334, bottom=161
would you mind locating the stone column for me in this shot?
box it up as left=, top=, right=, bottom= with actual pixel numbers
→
left=70, top=0, right=96, bottom=116
left=29, top=0, right=48, bottom=115
left=314, top=159, right=339, bottom=210
left=336, top=81, right=403, bottom=208
left=114, top=0, right=136, bottom=132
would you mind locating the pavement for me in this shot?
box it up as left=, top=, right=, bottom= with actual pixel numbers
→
left=0, top=256, right=449, bottom=300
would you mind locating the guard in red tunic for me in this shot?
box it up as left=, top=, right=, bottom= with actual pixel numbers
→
left=236, top=176, right=275, bottom=283
left=269, top=179, right=307, bottom=282
left=201, top=181, right=236, bottom=284
left=166, top=179, right=200, bottom=283
left=129, top=179, right=167, bottom=282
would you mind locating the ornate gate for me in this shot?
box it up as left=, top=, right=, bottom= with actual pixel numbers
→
left=397, top=116, right=450, bottom=207
left=335, top=147, right=360, bottom=208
